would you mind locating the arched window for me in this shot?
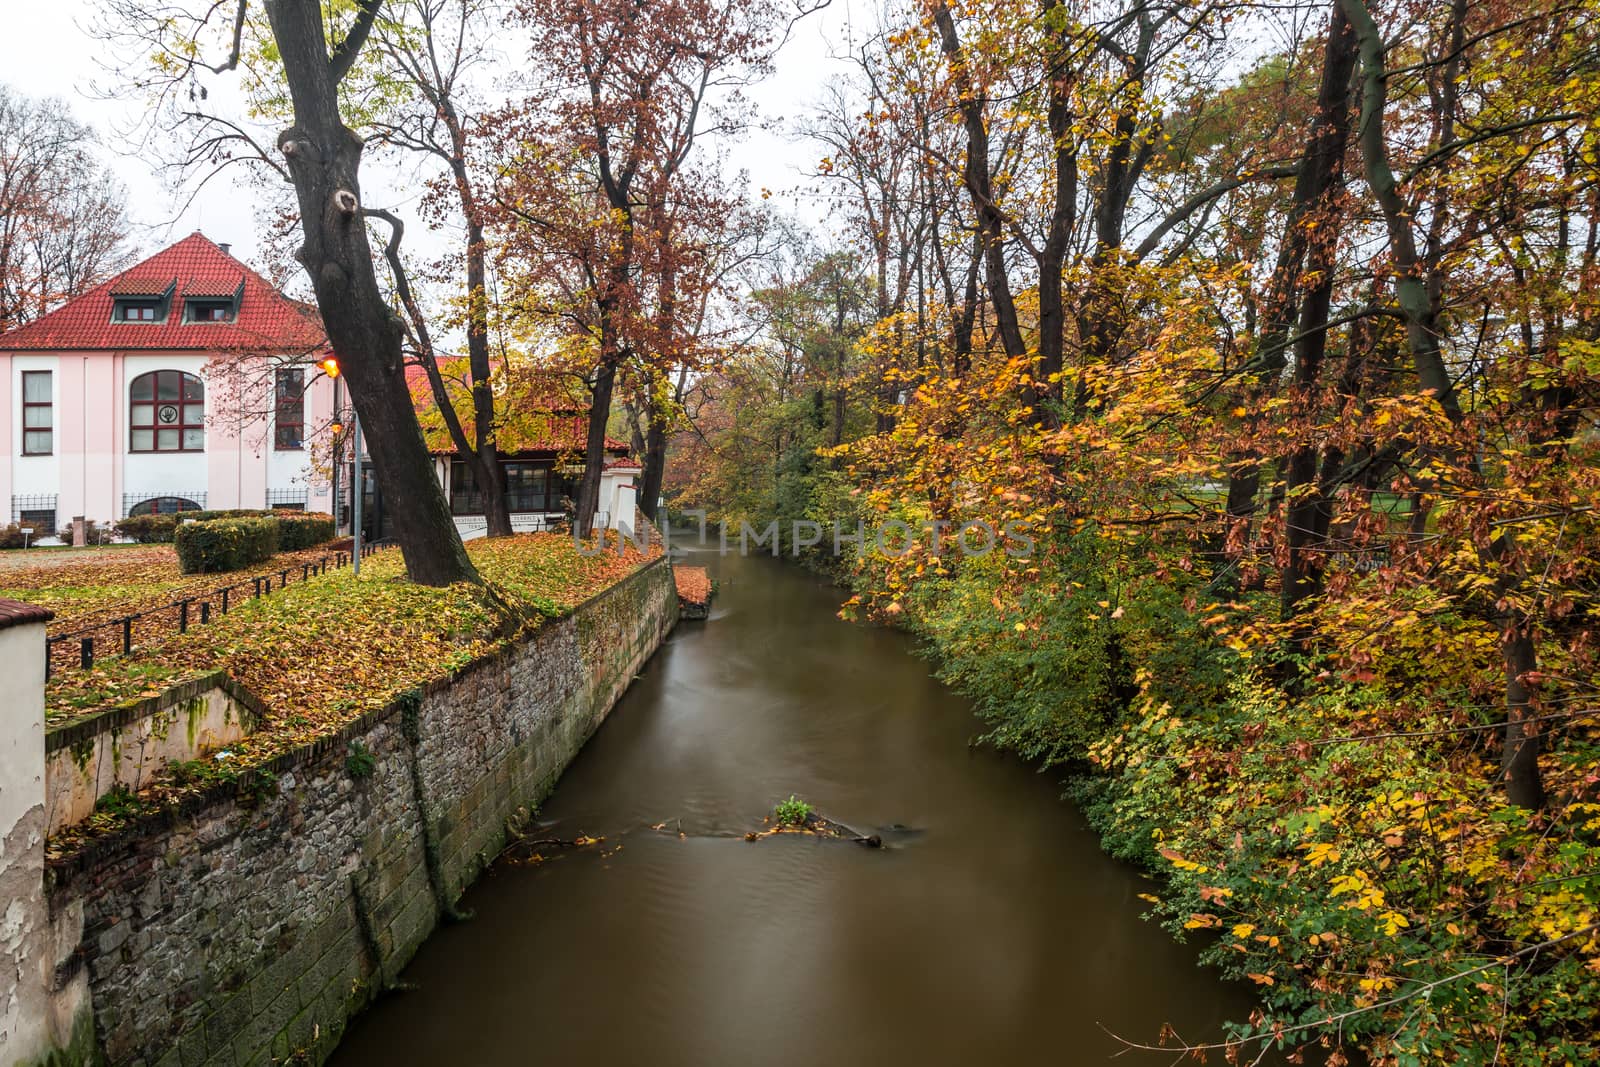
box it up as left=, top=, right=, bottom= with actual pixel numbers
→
left=129, top=496, right=201, bottom=516
left=130, top=371, right=204, bottom=452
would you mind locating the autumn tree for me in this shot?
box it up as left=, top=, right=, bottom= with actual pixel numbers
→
left=491, top=0, right=788, bottom=535
left=363, top=0, right=519, bottom=537
left=670, top=0, right=1600, bottom=1055
left=0, top=85, right=130, bottom=332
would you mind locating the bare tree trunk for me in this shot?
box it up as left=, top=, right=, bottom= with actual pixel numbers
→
left=1500, top=626, right=1546, bottom=809
left=577, top=330, right=620, bottom=537
left=930, top=3, right=1028, bottom=364
left=639, top=402, right=668, bottom=522
left=264, top=0, right=476, bottom=587
left=1279, top=4, right=1358, bottom=627
left=463, top=213, right=512, bottom=537
left=1224, top=4, right=1358, bottom=560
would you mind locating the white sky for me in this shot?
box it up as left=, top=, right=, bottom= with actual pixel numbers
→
left=0, top=0, right=874, bottom=275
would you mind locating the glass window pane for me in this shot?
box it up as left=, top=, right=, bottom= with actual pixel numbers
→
left=183, top=375, right=204, bottom=400
left=183, top=403, right=204, bottom=425
left=182, top=428, right=204, bottom=450
left=24, top=430, right=51, bottom=453
left=157, top=429, right=179, bottom=451
left=157, top=374, right=180, bottom=400
left=24, top=406, right=50, bottom=429
left=131, top=375, right=154, bottom=401
left=131, top=429, right=153, bottom=451
left=23, top=372, right=49, bottom=402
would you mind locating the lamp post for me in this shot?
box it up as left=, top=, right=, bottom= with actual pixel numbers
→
left=352, top=414, right=364, bottom=577
left=330, top=379, right=343, bottom=536
left=316, top=353, right=362, bottom=575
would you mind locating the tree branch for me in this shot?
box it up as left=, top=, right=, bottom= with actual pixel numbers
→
left=362, top=206, right=476, bottom=463
left=329, top=0, right=383, bottom=85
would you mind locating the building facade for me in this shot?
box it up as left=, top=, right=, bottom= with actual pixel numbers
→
left=0, top=233, right=336, bottom=537
left=2, top=232, right=643, bottom=543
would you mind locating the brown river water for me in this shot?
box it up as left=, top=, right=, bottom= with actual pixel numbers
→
left=333, top=543, right=1263, bottom=1066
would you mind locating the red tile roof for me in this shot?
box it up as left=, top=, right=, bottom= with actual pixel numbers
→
left=406, top=354, right=631, bottom=457
left=0, top=232, right=325, bottom=353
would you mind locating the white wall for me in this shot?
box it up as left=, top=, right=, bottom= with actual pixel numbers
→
left=600, top=467, right=641, bottom=534
left=0, top=613, right=84, bottom=1061
left=265, top=438, right=312, bottom=500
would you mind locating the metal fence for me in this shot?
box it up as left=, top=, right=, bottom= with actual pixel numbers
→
left=266, top=488, right=309, bottom=509
left=11, top=494, right=56, bottom=525
left=44, top=541, right=388, bottom=682
left=120, top=491, right=209, bottom=517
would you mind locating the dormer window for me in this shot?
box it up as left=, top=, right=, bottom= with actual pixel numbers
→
left=186, top=299, right=235, bottom=323
left=119, top=301, right=161, bottom=321
left=111, top=281, right=174, bottom=323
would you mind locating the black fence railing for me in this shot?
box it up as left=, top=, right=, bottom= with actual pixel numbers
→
left=44, top=541, right=389, bottom=682
left=266, top=489, right=309, bottom=508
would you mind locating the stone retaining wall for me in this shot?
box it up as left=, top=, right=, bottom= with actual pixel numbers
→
left=44, top=674, right=267, bottom=836
left=42, top=556, right=677, bottom=1066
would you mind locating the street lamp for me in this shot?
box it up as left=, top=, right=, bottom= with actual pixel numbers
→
left=318, top=353, right=362, bottom=573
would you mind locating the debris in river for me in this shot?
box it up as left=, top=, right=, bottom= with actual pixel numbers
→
left=745, top=809, right=883, bottom=848
left=499, top=819, right=605, bottom=865
left=675, top=565, right=713, bottom=619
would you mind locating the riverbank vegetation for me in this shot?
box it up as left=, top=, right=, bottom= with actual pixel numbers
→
left=668, top=0, right=1600, bottom=1062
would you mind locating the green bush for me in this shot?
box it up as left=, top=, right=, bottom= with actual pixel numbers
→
left=126, top=509, right=333, bottom=552
left=174, top=517, right=280, bottom=573
left=274, top=511, right=335, bottom=550
left=114, top=514, right=180, bottom=543
left=772, top=795, right=813, bottom=826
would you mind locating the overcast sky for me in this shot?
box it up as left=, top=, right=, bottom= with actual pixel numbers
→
left=0, top=0, right=875, bottom=276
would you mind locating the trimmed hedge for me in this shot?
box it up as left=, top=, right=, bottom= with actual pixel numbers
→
left=174, top=517, right=280, bottom=573
left=275, top=512, right=335, bottom=550
left=114, top=514, right=179, bottom=543
left=114, top=509, right=335, bottom=550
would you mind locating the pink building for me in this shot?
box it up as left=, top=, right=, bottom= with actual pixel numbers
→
left=0, top=233, right=338, bottom=537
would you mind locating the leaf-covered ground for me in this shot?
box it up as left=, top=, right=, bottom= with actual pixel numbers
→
left=33, top=534, right=658, bottom=853
left=1, top=543, right=348, bottom=633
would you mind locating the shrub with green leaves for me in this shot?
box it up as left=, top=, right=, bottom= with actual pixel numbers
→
left=773, top=795, right=813, bottom=826
left=114, top=514, right=180, bottom=543
left=273, top=511, right=335, bottom=550
left=174, top=516, right=280, bottom=573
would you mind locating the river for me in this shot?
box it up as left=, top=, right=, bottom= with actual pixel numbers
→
left=334, top=543, right=1261, bottom=1065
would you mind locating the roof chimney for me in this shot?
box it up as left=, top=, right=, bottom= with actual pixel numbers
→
left=219, top=243, right=232, bottom=255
